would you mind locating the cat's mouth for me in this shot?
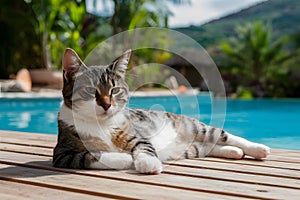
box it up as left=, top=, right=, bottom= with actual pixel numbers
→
left=95, top=106, right=113, bottom=117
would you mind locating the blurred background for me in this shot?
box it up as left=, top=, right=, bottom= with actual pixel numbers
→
left=1, top=0, right=300, bottom=98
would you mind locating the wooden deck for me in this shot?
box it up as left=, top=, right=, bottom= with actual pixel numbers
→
left=0, top=130, right=299, bottom=200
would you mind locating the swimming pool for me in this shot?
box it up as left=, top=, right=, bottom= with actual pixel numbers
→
left=0, top=96, right=299, bottom=150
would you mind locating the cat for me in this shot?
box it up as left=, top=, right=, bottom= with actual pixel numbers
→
left=53, top=48, right=270, bottom=174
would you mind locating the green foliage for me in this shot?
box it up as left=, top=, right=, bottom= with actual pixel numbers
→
left=129, top=0, right=171, bottom=29
left=235, top=86, right=253, bottom=99
left=27, top=0, right=102, bottom=69
left=220, top=21, right=294, bottom=97
left=23, top=0, right=182, bottom=70
left=221, top=22, right=288, bottom=78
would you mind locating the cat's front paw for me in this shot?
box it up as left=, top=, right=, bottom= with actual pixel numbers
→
left=134, top=153, right=163, bottom=174
left=245, top=143, right=270, bottom=159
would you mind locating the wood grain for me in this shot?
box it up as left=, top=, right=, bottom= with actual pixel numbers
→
left=1, top=130, right=300, bottom=200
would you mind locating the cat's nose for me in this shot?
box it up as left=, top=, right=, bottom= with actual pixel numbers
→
left=100, top=103, right=111, bottom=111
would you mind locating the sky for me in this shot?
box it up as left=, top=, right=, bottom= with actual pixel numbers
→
left=167, top=0, right=266, bottom=27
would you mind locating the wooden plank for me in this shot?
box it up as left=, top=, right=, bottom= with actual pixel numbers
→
left=0, top=130, right=55, bottom=148
left=1, top=143, right=299, bottom=190
left=0, top=163, right=246, bottom=200
left=268, top=155, right=300, bottom=163
left=2, top=143, right=299, bottom=189
left=163, top=165, right=300, bottom=190
left=271, top=149, right=300, bottom=154
left=196, top=157, right=300, bottom=170
left=0, top=180, right=110, bottom=200
left=2, top=137, right=300, bottom=178
left=0, top=143, right=53, bottom=156
left=2, top=130, right=300, bottom=199
left=165, top=159, right=300, bottom=180
left=3, top=142, right=299, bottom=180
left=1, top=149, right=299, bottom=189
left=269, top=149, right=300, bottom=158
left=2, top=131, right=300, bottom=176
left=1, top=151, right=300, bottom=200
left=0, top=130, right=56, bottom=141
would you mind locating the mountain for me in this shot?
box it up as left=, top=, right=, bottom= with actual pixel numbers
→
left=174, top=0, right=300, bottom=48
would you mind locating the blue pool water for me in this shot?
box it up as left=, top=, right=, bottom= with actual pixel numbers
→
left=0, top=96, right=299, bottom=150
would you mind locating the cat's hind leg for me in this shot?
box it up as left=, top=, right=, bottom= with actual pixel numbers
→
left=207, top=145, right=244, bottom=159
left=182, top=143, right=244, bottom=159
left=214, top=130, right=270, bottom=159
left=194, top=123, right=270, bottom=159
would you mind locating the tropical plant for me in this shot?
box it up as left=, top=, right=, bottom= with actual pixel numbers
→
left=26, top=0, right=100, bottom=69
left=27, top=0, right=63, bottom=69
left=24, top=0, right=188, bottom=70
left=220, top=21, right=291, bottom=97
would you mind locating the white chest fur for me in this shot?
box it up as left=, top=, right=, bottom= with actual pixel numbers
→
left=59, top=104, right=125, bottom=151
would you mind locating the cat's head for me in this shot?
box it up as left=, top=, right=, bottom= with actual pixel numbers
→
left=61, top=48, right=131, bottom=119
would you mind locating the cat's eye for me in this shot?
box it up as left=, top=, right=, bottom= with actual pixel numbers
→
left=86, top=87, right=95, bottom=94
left=111, top=87, right=120, bottom=95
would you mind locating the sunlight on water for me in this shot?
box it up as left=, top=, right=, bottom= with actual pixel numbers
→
left=8, top=112, right=31, bottom=128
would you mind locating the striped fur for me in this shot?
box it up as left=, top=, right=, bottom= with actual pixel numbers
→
left=53, top=48, right=270, bottom=174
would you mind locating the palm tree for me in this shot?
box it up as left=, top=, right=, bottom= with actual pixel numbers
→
left=220, top=21, right=290, bottom=97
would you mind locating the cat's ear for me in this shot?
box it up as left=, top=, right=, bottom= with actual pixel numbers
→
left=62, top=48, right=87, bottom=81
left=110, top=49, right=131, bottom=79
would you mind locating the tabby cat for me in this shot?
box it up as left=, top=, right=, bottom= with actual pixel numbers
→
left=53, top=48, right=270, bottom=174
